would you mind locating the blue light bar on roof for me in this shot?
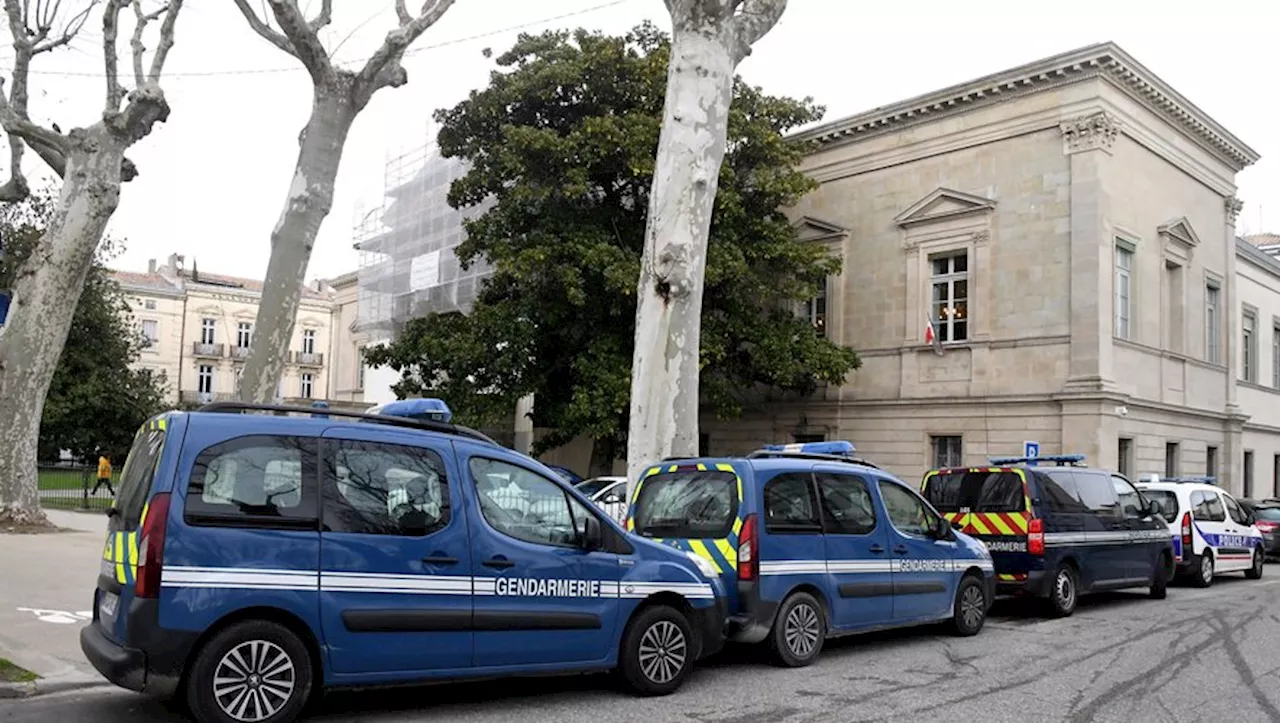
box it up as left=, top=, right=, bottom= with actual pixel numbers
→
left=1164, top=475, right=1217, bottom=485
left=763, top=440, right=856, bottom=456
left=988, top=453, right=1086, bottom=467
left=367, top=398, right=453, bottom=424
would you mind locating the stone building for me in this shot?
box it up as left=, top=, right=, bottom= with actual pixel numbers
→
left=112, top=254, right=357, bottom=409
left=699, top=42, right=1265, bottom=495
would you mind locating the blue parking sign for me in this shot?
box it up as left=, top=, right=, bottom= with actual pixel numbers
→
left=1024, top=441, right=1040, bottom=460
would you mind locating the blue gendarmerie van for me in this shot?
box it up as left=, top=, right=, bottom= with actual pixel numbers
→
left=626, top=441, right=995, bottom=668
left=81, top=401, right=727, bottom=723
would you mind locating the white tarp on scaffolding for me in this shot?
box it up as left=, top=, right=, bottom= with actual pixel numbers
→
left=409, top=250, right=442, bottom=291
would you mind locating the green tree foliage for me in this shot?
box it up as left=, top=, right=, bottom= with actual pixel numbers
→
left=0, top=190, right=169, bottom=462
left=365, top=23, right=860, bottom=471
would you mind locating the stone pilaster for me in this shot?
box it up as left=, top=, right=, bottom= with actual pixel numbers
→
left=1060, top=111, right=1120, bottom=393
left=1222, top=195, right=1245, bottom=492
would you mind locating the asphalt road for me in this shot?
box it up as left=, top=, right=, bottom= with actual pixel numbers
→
left=4, top=574, right=1280, bottom=723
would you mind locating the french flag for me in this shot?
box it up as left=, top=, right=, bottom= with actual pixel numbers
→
left=924, top=312, right=944, bottom=356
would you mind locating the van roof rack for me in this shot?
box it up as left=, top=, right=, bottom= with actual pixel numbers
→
left=987, top=454, right=1087, bottom=468
left=746, top=449, right=880, bottom=469
left=196, top=402, right=499, bottom=446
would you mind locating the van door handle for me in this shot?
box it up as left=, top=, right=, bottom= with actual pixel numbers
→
left=892, top=545, right=908, bottom=555
left=421, top=556, right=458, bottom=566
left=483, top=557, right=515, bottom=569
left=868, top=544, right=885, bottom=554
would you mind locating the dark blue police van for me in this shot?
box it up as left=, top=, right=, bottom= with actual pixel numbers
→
left=81, top=401, right=727, bottom=723
left=921, top=454, right=1175, bottom=617
left=627, top=441, right=996, bottom=668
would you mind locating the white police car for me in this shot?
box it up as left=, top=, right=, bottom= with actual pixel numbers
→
left=81, top=400, right=728, bottom=723
left=1135, top=475, right=1265, bottom=587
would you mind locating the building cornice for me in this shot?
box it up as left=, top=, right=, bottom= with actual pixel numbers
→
left=1236, top=237, right=1280, bottom=280
left=790, top=42, right=1259, bottom=172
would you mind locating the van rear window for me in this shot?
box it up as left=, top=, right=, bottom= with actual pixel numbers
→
left=923, top=471, right=1026, bottom=513
left=1142, top=490, right=1179, bottom=523
left=112, top=425, right=166, bottom=531
left=633, top=471, right=737, bottom=539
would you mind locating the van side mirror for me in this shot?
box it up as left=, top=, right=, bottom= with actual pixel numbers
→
left=581, top=516, right=603, bottom=551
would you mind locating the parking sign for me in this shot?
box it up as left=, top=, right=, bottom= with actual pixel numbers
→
left=1024, top=441, right=1040, bottom=461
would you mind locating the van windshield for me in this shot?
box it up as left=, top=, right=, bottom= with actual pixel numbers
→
left=633, top=470, right=737, bottom=539
left=112, top=425, right=166, bottom=531
left=923, top=470, right=1026, bottom=513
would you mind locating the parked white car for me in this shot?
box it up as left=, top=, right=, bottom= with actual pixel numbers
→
left=1134, top=475, right=1265, bottom=586
left=575, top=476, right=628, bottom=523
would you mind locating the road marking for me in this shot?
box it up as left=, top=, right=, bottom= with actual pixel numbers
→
left=15, top=607, right=92, bottom=624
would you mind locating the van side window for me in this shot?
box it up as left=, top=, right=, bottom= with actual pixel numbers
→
left=470, top=457, right=579, bottom=547
left=816, top=472, right=876, bottom=535
left=1192, top=491, right=1226, bottom=522
left=1071, top=471, right=1120, bottom=517
left=1037, top=471, right=1090, bottom=514
left=877, top=480, right=935, bottom=537
left=1224, top=495, right=1249, bottom=525
left=763, top=473, right=822, bottom=533
left=1111, top=476, right=1144, bottom=519
left=115, top=426, right=167, bottom=531
left=322, top=439, right=450, bottom=537
left=185, top=435, right=318, bottom=529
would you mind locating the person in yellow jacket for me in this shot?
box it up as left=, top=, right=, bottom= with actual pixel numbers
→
left=92, top=455, right=114, bottom=496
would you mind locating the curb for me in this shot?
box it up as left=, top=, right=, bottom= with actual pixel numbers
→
left=0, top=675, right=109, bottom=699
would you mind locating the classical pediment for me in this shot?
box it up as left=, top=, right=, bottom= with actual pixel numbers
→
left=1158, top=217, right=1201, bottom=248
left=793, top=216, right=848, bottom=242
left=894, top=188, right=997, bottom=227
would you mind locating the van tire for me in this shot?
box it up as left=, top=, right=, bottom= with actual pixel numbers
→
left=1149, top=552, right=1171, bottom=599
left=768, top=591, right=826, bottom=668
left=1044, top=563, right=1079, bottom=618
left=618, top=605, right=694, bottom=697
left=185, top=620, right=314, bottom=723
left=1191, top=551, right=1215, bottom=588
left=1246, top=548, right=1264, bottom=580
left=950, top=574, right=988, bottom=636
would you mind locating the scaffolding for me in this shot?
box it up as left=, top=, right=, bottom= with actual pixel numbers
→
left=353, top=140, right=494, bottom=339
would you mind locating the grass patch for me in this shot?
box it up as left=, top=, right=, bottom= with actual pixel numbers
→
left=0, top=658, right=37, bottom=683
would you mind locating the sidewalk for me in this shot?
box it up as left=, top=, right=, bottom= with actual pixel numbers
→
left=0, top=509, right=110, bottom=697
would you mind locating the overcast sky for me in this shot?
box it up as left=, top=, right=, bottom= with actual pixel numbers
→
left=10, top=0, right=1276, bottom=281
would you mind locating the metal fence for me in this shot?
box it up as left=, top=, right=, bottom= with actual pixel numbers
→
left=38, top=465, right=114, bottom=512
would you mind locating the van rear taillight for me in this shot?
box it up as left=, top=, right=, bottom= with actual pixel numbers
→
left=135, top=493, right=171, bottom=599
left=1027, top=518, right=1045, bottom=556
left=737, top=514, right=758, bottom=582
left=1181, top=511, right=1192, bottom=548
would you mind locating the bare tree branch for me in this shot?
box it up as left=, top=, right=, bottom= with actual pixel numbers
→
left=305, top=0, right=331, bottom=33
left=356, top=0, right=455, bottom=98
left=103, top=0, right=127, bottom=113
left=729, top=0, right=785, bottom=57
left=231, top=0, right=295, bottom=57
left=130, top=0, right=167, bottom=88
left=32, top=0, right=95, bottom=54
left=146, top=0, right=181, bottom=83
left=264, top=0, right=333, bottom=84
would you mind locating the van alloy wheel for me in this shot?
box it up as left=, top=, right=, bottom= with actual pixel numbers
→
left=1055, top=570, right=1075, bottom=610
left=783, top=602, right=821, bottom=659
left=212, top=640, right=296, bottom=723
left=637, top=620, right=687, bottom=686
left=1201, top=555, right=1214, bottom=584
left=960, top=585, right=985, bottom=630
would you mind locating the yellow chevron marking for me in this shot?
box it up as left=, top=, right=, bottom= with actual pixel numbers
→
left=985, top=514, right=1016, bottom=536
left=714, top=538, right=737, bottom=568
left=687, top=540, right=723, bottom=574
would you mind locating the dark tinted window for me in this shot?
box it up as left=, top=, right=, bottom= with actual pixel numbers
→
left=817, top=472, right=877, bottom=535
left=323, top=439, right=449, bottom=537
left=1254, top=507, right=1280, bottom=521
left=922, top=471, right=1026, bottom=513
left=763, top=473, right=821, bottom=533
left=1142, top=489, right=1179, bottom=523
left=113, top=425, right=166, bottom=530
left=575, top=478, right=616, bottom=498
left=632, top=471, right=737, bottom=539
left=1192, top=490, right=1226, bottom=522
left=1036, top=471, right=1091, bottom=514
left=186, top=435, right=318, bottom=529
left=1072, top=471, right=1120, bottom=516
